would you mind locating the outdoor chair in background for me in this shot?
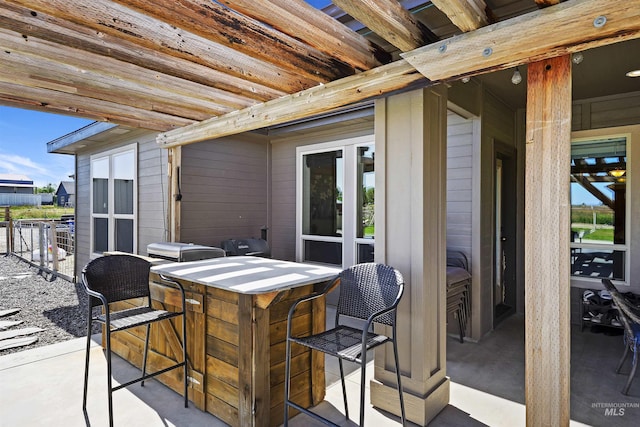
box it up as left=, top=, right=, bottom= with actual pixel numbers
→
left=283, top=263, right=406, bottom=426
left=81, top=254, right=188, bottom=426
left=602, top=278, right=640, bottom=395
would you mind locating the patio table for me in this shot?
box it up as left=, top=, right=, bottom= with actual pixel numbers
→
left=108, top=256, right=339, bottom=427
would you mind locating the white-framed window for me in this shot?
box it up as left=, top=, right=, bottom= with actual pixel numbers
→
left=570, top=134, right=630, bottom=282
left=90, top=144, right=137, bottom=255
left=296, top=135, right=375, bottom=267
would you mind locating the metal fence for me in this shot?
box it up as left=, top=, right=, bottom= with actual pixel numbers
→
left=1, top=219, right=75, bottom=282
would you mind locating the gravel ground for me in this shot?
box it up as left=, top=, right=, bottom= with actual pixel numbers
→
left=0, top=255, right=96, bottom=356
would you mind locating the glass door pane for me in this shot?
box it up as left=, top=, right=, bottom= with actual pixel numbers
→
left=302, top=150, right=343, bottom=265
left=357, top=145, right=375, bottom=239
left=570, top=137, right=626, bottom=279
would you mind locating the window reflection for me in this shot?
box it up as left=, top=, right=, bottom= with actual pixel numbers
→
left=570, top=137, right=626, bottom=279
left=302, top=150, right=343, bottom=237
left=357, top=145, right=375, bottom=239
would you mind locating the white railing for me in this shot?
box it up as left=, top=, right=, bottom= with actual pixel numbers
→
left=1, top=219, right=75, bottom=282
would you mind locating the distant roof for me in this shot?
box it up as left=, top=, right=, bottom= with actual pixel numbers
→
left=57, top=181, right=75, bottom=195
left=0, top=174, right=35, bottom=188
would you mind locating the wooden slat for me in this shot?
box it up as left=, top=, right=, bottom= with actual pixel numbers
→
left=157, top=59, right=426, bottom=147
left=0, top=81, right=193, bottom=131
left=332, top=0, right=438, bottom=51
left=403, top=0, right=640, bottom=81
left=7, top=0, right=320, bottom=93
left=111, top=0, right=355, bottom=82
left=311, top=296, right=325, bottom=405
left=253, top=303, right=270, bottom=427
left=221, top=0, right=390, bottom=70
left=237, top=294, right=253, bottom=427
left=524, top=55, right=572, bottom=427
left=0, top=1, right=283, bottom=103
left=0, top=28, right=252, bottom=118
left=430, top=0, right=489, bottom=32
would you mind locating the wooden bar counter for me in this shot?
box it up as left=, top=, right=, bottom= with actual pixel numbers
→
left=108, top=256, right=339, bottom=426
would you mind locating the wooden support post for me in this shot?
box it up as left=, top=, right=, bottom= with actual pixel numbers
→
left=524, top=55, right=572, bottom=426
left=168, top=147, right=182, bottom=242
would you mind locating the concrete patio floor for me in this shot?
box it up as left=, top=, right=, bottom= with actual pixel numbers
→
left=1, top=314, right=638, bottom=426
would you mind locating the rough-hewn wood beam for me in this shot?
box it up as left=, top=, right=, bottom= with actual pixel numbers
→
left=110, top=0, right=355, bottom=82
left=0, top=81, right=194, bottom=131
left=430, top=0, right=489, bottom=32
left=535, top=0, right=560, bottom=7
left=332, top=0, right=438, bottom=51
left=7, top=0, right=319, bottom=93
left=157, top=59, right=426, bottom=148
left=524, top=55, right=571, bottom=427
left=0, top=1, right=284, bottom=103
left=403, top=0, right=640, bottom=81
left=158, top=0, right=639, bottom=147
left=221, top=0, right=391, bottom=70
left=0, top=29, right=250, bottom=120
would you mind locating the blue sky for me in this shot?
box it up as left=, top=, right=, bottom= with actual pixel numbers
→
left=0, top=106, right=92, bottom=188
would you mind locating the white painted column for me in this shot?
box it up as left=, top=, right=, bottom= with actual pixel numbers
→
left=371, top=86, right=449, bottom=425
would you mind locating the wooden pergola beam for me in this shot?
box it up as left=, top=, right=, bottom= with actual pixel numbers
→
left=157, top=59, right=426, bottom=147
left=6, top=0, right=321, bottom=93
left=0, top=28, right=252, bottom=121
left=430, top=0, right=489, bottom=32
left=220, top=0, right=391, bottom=70
left=0, top=81, right=194, bottom=131
left=0, top=1, right=285, bottom=103
left=110, top=0, right=356, bottom=82
left=331, top=0, right=438, bottom=51
left=158, top=0, right=640, bottom=148
left=403, top=0, right=640, bottom=81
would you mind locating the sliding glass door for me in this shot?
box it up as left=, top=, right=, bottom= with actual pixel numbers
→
left=297, top=136, right=375, bottom=267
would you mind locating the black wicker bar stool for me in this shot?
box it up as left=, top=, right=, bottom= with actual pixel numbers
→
left=81, top=254, right=188, bottom=426
left=283, top=263, right=406, bottom=426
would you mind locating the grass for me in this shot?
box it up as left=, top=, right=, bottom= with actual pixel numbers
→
left=8, top=205, right=74, bottom=220
left=572, top=226, right=613, bottom=242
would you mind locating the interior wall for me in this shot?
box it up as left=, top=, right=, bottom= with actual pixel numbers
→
left=179, top=133, right=270, bottom=248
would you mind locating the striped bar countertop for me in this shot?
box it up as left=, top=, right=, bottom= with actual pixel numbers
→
left=151, top=256, right=340, bottom=294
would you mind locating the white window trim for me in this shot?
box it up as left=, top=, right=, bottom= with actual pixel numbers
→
left=90, top=143, right=138, bottom=257
left=296, top=135, right=374, bottom=267
left=570, top=131, right=631, bottom=286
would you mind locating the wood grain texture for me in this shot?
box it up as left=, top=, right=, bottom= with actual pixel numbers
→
left=430, top=0, right=489, bottom=32
left=221, top=0, right=390, bottom=70
left=0, top=1, right=283, bottom=102
left=157, top=59, right=426, bottom=147
left=524, top=56, right=572, bottom=427
left=403, top=0, right=640, bottom=81
left=332, top=0, right=438, bottom=51
left=110, top=0, right=355, bottom=82
left=6, top=0, right=318, bottom=93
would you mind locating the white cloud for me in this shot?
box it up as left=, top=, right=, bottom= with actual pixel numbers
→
left=0, top=152, right=72, bottom=187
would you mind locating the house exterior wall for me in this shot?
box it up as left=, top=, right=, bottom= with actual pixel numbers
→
left=446, top=110, right=474, bottom=257
left=179, top=133, right=270, bottom=249
left=74, top=130, right=167, bottom=278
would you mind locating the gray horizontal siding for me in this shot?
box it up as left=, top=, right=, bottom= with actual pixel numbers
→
left=179, top=134, right=269, bottom=248
left=446, top=111, right=473, bottom=257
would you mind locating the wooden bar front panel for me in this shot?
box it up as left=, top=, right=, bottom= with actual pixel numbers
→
left=109, top=275, right=326, bottom=427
